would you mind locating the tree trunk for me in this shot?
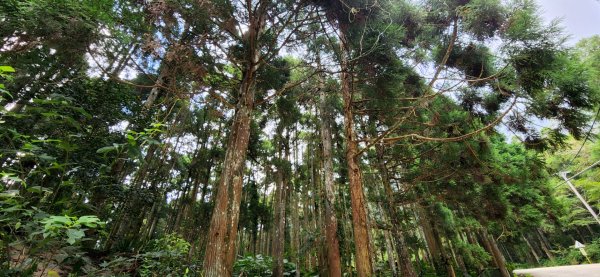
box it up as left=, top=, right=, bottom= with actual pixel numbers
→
left=272, top=165, right=288, bottom=277
left=536, top=229, right=555, bottom=261
left=313, top=147, right=330, bottom=276
left=417, top=205, right=441, bottom=272
left=339, top=38, right=373, bottom=277
left=375, top=144, right=417, bottom=277
left=431, top=218, right=455, bottom=277
left=291, top=134, right=301, bottom=276
left=202, top=34, right=262, bottom=277
left=481, top=230, right=510, bottom=277
left=201, top=2, right=271, bottom=274
left=202, top=96, right=254, bottom=275
left=383, top=230, right=398, bottom=276
left=522, top=234, right=540, bottom=264
left=319, top=72, right=343, bottom=277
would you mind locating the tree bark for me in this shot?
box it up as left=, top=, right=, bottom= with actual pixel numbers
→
left=417, top=205, right=440, bottom=271
left=481, top=230, right=510, bottom=277
left=383, top=230, right=398, bottom=276
left=375, top=144, right=417, bottom=277
left=536, top=229, right=555, bottom=261
left=319, top=71, right=343, bottom=277
left=202, top=92, right=254, bottom=275
left=201, top=1, right=274, bottom=273
left=202, top=81, right=255, bottom=275
left=272, top=164, right=288, bottom=277
left=522, top=234, right=540, bottom=264
left=339, top=36, right=373, bottom=276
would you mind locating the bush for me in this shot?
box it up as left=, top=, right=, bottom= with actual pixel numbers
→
left=138, top=234, right=192, bottom=277
left=233, top=255, right=297, bottom=276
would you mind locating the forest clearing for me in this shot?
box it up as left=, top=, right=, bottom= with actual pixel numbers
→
left=1, top=0, right=600, bottom=276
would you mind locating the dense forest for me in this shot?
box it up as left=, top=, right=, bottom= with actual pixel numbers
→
left=1, top=0, right=600, bottom=276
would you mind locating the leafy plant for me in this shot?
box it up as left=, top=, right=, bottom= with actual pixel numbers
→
left=233, top=255, right=297, bottom=276
left=138, top=233, right=193, bottom=277
left=40, top=215, right=104, bottom=245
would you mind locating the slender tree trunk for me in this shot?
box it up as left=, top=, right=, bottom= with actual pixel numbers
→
left=339, top=37, right=373, bottom=277
left=171, top=184, right=189, bottom=233
left=313, top=147, right=330, bottom=276
left=501, top=243, right=514, bottom=263
left=375, top=144, right=417, bottom=277
left=522, top=234, right=540, bottom=264
left=417, top=205, right=440, bottom=272
left=536, top=229, right=554, bottom=261
left=143, top=71, right=165, bottom=109
left=146, top=195, right=163, bottom=242
left=319, top=72, right=343, bottom=277
left=449, top=239, right=468, bottom=276
left=291, top=134, right=301, bottom=276
left=431, top=219, right=455, bottom=277
left=481, top=230, right=510, bottom=277
left=383, top=220, right=398, bottom=276
left=272, top=163, right=288, bottom=277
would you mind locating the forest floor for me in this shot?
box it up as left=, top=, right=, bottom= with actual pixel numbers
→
left=9, top=244, right=63, bottom=277
left=513, top=263, right=600, bottom=276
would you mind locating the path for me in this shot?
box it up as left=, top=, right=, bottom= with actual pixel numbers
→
left=513, top=264, right=600, bottom=276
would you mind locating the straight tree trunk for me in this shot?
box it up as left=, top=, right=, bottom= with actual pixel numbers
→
left=339, top=37, right=373, bottom=277
left=481, top=230, right=510, bottom=277
left=417, top=205, right=441, bottom=271
left=272, top=163, right=288, bottom=277
left=202, top=10, right=264, bottom=272
left=313, top=147, right=330, bottom=276
left=381, top=214, right=398, bottom=276
left=522, top=234, right=540, bottom=264
left=290, top=134, right=301, bottom=276
left=319, top=71, right=343, bottom=277
left=430, top=218, right=455, bottom=277
left=375, top=144, right=417, bottom=277
left=536, top=229, right=555, bottom=261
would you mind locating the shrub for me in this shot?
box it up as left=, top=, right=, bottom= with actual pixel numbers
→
left=138, top=234, right=192, bottom=277
left=233, top=255, right=297, bottom=276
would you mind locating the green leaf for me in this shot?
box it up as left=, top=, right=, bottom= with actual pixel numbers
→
left=77, top=215, right=102, bottom=228
left=97, top=146, right=117, bottom=154
left=0, top=66, right=15, bottom=73
left=146, top=139, right=161, bottom=145
left=66, top=228, right=85, bottom=244
left=27, top=186, right=51, bottom=194
left=38, top=153, right=56, bottom=161
left=42, top=215, right=73, bottom=226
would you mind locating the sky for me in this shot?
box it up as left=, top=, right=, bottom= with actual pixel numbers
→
left=536, top=0, right=600, bottom=45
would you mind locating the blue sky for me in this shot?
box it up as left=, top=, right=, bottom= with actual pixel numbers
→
left=537, top=0, right=600, bottom=44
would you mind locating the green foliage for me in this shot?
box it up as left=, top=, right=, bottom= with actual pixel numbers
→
left=40, top=215, right=104, bottom=245
left=233, top=255, right=273, bottom=276
left=1, top=189, right=105, bottom=274
left=537, top=238, right=600, bottom=266
left=233, top=255, right=297, bottom=277
left=435, top=43, right=495, bottom=83
left=138, top=234, right=193, bottom=277
left=97, top=122, right=165, bottom=160
left=460, top=0, right=506, bottom=40
left=455, top=240, right=491, bottom=271
left=0, top=65, right=14, bottom=103
left=575, top=35, right=600, bottom=92
left=433, top=202, right=455, bottom=231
